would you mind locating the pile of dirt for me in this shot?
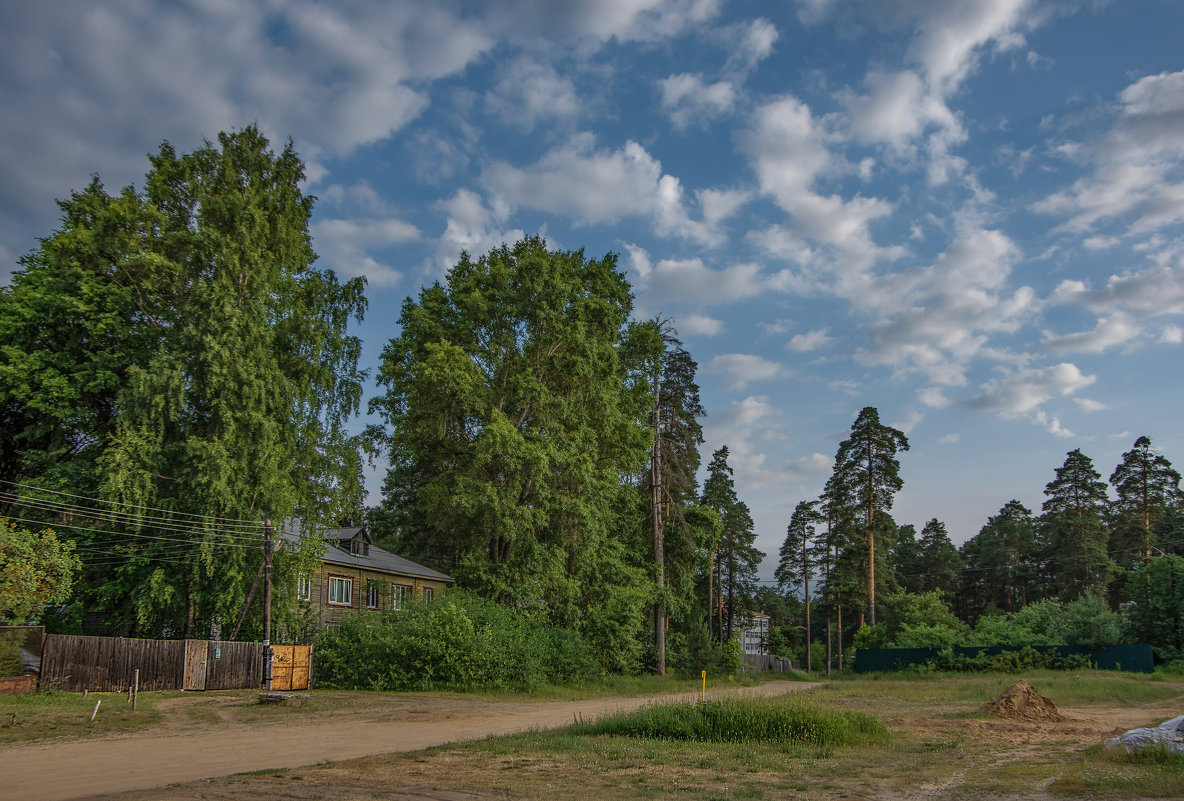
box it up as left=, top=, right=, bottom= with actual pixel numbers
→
left=978, top=680, right=1064, bottom=722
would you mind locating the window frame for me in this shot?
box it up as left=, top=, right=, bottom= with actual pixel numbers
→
left=391, top=583, right=412, bottom=611
left=297, top=573, right=311, bottom=602
left=366, top=581, right=379, bottom=609
left=422, top=587, right=433, bottom=602
left=327, top=575, right=353, bottom=607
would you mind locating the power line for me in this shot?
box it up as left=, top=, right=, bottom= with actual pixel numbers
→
left=2, top=514, right=262, bottom=550
left=0, top=479, right=267, bottom=527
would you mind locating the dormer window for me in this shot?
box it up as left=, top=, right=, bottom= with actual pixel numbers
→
left=350, top=539, right=369, bottom=556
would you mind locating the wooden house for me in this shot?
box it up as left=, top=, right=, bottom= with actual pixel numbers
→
left=280, top=522, right=453, bottom=626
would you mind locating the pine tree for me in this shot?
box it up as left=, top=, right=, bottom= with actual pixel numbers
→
left=828, top=407, right=909, bottom=625
left=777, top=500, right=823, bottom=670
left=700, top=447, right=762, bottom=642
left=915, top=518, right=961, bottom=604
left=1109, top=436, right=1182, bottom=565
left=1041, top=449, right=1114, bottom=598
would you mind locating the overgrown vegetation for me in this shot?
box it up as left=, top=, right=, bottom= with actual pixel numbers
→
left=576, top=695, right=889, bottom=752
left=314, top=591, right=604, bottom=691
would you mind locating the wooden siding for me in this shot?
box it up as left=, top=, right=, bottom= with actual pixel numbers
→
left=301, top=564, right=449, bottom=626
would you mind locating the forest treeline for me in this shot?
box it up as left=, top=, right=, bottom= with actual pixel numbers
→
left=2, top=130, right=1181, bottom=677
left=0, top=130, right=762, bottom=676
left=775, top=417, right=1184, bottom=667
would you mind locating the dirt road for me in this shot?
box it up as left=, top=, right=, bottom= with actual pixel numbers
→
left=3, top=681, right=818, bottom=801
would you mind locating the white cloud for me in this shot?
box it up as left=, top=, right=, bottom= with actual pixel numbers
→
left=629, top=251, right=766, bottom=306
left=434, top=189, right=525, bottom=273
left=1041, top=314, right=1140, bottom=353
left=741, top=95, right=896, bottom=270
left=658, top=73, right=737, bottom=129
left=1035, top=410, right=1074, bottom=438
left=696, top=188, right=752, bottom=227
left=854, top=229, right=1036, bottom=385
left=1160, top=325, right=1184, bottom=344
left=892, top=410, right=924, bottom=435
left=483, top=135, right=720, bottom=245
left=966, top=362, right=1095, bottom=415
left=722, top=17, right=779, bottom=74
left=782, top=452, right=833, bottom=479
left=707, top=353, right=787, bottom=390
left=678, top=314, right=725, bottom=336
left=786, top=328, right=835, bottom=353
left=486, top=59, right=580, bottom=130
left=1074, top=398, right=1109, bottom=413
left=918, top=386, right=951, bottom=408
left=937, top=433, right=960, bottom=444
left=830, top=379, right=860, bottom=395
left=1036, top=70, right=1184, bottom=233
left=1051, top=260, right=1184, bottom=318
left=310, top=216, right=420, bottom=287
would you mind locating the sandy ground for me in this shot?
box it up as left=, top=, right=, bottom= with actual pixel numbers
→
left=2, top=681, right=819, bottom=801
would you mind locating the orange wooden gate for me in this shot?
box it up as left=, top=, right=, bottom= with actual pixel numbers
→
left=270, top=645, right=311, bottom=690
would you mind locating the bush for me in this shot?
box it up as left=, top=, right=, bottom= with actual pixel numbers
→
left=314, top=590, right=601, bottom=691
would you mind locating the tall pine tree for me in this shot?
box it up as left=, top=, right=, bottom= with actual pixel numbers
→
left=1041, top=449, right=1113, bottom=598
left=1109, top=436, right=1182, bottom=565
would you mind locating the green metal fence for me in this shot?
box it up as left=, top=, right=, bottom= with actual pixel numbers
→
left=855, top=644, right=1154, bottom=674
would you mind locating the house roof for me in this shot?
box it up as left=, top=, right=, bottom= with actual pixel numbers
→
left=279, top=521, right=453, bottom=583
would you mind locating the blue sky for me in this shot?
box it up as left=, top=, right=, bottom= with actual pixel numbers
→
left=3, top=1, right=1184, bottom=578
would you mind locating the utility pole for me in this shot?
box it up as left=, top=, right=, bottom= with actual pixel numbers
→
left=263, top=519, right=273, bottom=690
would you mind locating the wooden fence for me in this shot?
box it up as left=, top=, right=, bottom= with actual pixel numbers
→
left=41, top=635, right=268, bottom=692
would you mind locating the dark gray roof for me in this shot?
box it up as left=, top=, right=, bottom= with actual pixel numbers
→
left=279, top=521, right=452, bottom=583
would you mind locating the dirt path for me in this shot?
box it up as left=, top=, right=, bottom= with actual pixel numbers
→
left=3, top=681, right=819, bottom=801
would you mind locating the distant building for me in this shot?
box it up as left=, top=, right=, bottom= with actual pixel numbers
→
left=738, top=611, right=770, bottom=655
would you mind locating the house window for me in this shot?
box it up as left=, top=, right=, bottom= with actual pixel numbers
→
left=366, top=582, right=379, bottom=609
left=350, top=539, right=369, bottom=556
left=327, top=576, right=352, bottom=606
left=422, top=587, right=433, bottom=602
left=392, top=584, right=412, bottom=611
left=297, top=573, right=311, bottom=602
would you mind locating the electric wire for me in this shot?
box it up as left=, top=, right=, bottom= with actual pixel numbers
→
left=0, top=479, right=268, bottom=527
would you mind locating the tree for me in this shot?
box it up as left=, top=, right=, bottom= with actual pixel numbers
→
left=914, top=518, right=961, bottom=604
left=700, top=447, right=762, bottom=642
left=642, top=323, right=706, bottom=675
left=893, top=524, right=924, bottom=595
left=0, top=520, right=81, bottom=622
left=958, top=500, right=1038, bottom=620
left=1, top=127, right=368, bottom=635
left=1109, top=436, right=1182, bottom=566
left=1125, top=555, right=1184, bottom=662
left=1041, top=449, right=1113, bottom=598
left=828, top=407, right=909, bottom=625
left=370, top=236, right=653, bottom=669
left=776, top=500, right=822, bottom=669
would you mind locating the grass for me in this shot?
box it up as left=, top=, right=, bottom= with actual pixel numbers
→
left=1051, top=743, right=1184, bottom=797
left=817, top=669, right=1180, bottom=715
left=0, top=689, right=169, bottom=743
left=574, top=695, right=889, bottom=751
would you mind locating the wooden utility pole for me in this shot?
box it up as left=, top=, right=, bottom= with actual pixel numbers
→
left=263, top=519, right=273, bottom=690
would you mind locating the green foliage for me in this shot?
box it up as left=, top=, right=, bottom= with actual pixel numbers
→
left=1124, top=555, right=1184, bottom=661
left=1109, top=436, right=1182, bottom=568
left=919, top=646, right=1094, bottom=673
left=0, top=632, right=24, bottom=676
left=576, top=695, right=889, bottom=748
left=371, top=237, right=654, bottom=662
left=2, top=127, right=367, bottom=637
left=0, top=520, right=80, bottom=622
left=701, top=447, right=763, bottom=642
left=827, top=407, right=909, bottom=625
left=313, top=590, right=601, bottom=691
left=957, top=500, right=1038, bottom=622
left=1041, top=449, right=1114, bottom=596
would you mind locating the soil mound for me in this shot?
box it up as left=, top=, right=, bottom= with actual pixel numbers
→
left=978, top=680, right=1063, bottom=722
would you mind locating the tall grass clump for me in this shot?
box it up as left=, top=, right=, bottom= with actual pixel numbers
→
left=576, top=695, right=889, bottom=749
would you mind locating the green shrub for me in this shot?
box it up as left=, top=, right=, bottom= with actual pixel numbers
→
left=313, top=590, right=602, bottom=691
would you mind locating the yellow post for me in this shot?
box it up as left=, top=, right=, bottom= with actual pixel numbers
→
left=700, top=670, right=706, bottom=703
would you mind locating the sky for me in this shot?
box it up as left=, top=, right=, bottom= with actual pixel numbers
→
left=3, top=0, right=1184, bottom=580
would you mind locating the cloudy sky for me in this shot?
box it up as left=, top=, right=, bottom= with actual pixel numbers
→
left=3, top=0, right=1184, bottom=578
